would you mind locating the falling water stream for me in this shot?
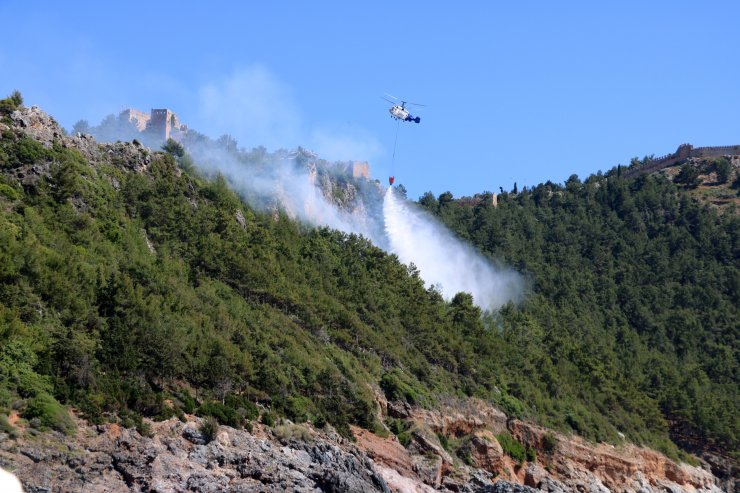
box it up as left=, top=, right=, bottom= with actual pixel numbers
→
left=383, top=187, right=524, bottom=311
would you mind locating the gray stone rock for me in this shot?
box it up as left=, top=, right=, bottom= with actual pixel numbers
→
left=483, top=480, right=540, bottom=493
left=183, top=425, right=208, bottom=445
left=3, top=418, right=392, bottom=492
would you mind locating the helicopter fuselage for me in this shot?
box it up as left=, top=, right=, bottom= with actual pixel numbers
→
left=389, top=105, right=420, bottom=123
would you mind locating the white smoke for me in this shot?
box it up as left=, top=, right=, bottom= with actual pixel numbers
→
left=197, top=66, right=302, bottom=151
left=196, top=66, right=381, bottom=163
left=187, top=144, right=379, bottom=240
left=309, top=126, right=382, bottom=163
left=195, top=148, right=526, bottom=311
left=83, top=63, right=525, bottom=311
left=383, top=188, right=525, bottom=311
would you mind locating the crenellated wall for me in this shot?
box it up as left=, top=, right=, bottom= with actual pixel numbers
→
left=622, top=143, right=740, bottom=178
left=691, top=145, right=740, bottom=157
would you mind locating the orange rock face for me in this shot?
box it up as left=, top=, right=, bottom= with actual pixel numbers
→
left=352, top=425, right=416, bottom=479
left=353, top=398, right=723, bottom=493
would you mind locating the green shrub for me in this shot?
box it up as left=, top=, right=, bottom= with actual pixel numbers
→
left=380, top=369, right=428, bottom=406
left=178, top=391, right=197, bottom=414
left=496, top=432, right=526, bottom=463
left=0, top=90, right=22, bottom=115
left=200, top=416, right=220, bottom=443
left=155, top=404, right=181, bottom=421
left=0, top=183, right=19, bottom=200
left=496, top=392, right=527, bottom=418
left=274, top=423, right=311, bottom=442
left=223, top=394, right=258, bottom=421
left=437, top=432, right=450, bottom=451
left=0, top=414, right=16, bottom=436
left=22, top=393, right=76, bottom=435
left=313, top=414, right=327, bottom=429
left=283, top=395, right=312, bottom=423
left=460, top=450, right=474, bottom=466
left=371, top=419, right=390, bottom=438
left=197, top=401, right=244, bottom=428
left=715, top=158, right=732, bottom=184
left=566, top=412, right=585, bottom=434
left=15, top=137, right=48, bottom=165
left=676, top=163, right=701, bottom=188
left=397, top=430, right=411, bottom=447
left=542, top=433, right=557, bottom=453
left=526, top=447, right=537, bottom=462
left=137, top=419, right=153, bottom=438
left=77, top=392, right=107, bottom=424
left=386, top=418, right=412, bottom=447
left=0, top=388, right=12, bottom=412
left=261, top=411, right=276, bottom=427
left=0, top=339, right=52, bottom=398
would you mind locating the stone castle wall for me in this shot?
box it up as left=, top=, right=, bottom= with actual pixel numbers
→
left=691, top=145, right=740, bottom=158
left=120, top=108, right=150, bottom=132
left=623, top=143, right=740, bottom=179
left=121, top=108, right=185, bottom=142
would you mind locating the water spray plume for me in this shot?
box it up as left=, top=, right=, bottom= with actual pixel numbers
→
left=383, top=188, right=524, bottom=311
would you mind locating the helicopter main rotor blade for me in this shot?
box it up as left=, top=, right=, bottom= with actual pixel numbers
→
left=401, top=101, right=426, bottom=107
left=381, top=97, right=396, bottom=104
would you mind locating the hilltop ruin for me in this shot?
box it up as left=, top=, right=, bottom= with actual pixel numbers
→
left=119, top=107, right=187, bottom=141
left=622, top=143, right=740, bottom=179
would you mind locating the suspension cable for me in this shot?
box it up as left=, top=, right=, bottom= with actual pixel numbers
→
left=391, top=119, right=400, bottom=174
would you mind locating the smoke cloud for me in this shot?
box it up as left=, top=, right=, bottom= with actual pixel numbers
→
left=383, top=188, right=525, bottom=311
left=187, top=143, right=380, bottom=241
left=197, top=66, right=302, bottom=152
left=84, top=64, right=525, bottom=311
left=191, top=145, right=525, bottom=312
left=196, top=66, right=381, bottom=163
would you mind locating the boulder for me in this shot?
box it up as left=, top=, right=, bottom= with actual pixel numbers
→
left=412, top=454, right=444, bottom=488
left=463, top=430, right=505, bottom=474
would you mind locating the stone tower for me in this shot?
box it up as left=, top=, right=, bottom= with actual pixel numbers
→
left=352, top=161, right=370, bottom=179
left=150, top=109, right=180, bottom=141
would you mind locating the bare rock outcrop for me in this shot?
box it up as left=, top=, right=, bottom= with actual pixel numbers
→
left=462, top=430, right=506, bottom=473
left=351, top=399, right=725, bottom=493
left=10, top=106, right=65, bottom=148
left=409, top=398, right=508, bottom=438
left=1, top=417, right=391, bottom=493
left=8, top=105, right=157, bottom=173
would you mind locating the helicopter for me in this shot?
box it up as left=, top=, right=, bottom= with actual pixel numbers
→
left=383, top=95, right=424, bottom=123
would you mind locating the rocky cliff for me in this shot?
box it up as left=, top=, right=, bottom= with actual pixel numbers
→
left=0, top=399, right=727, bottom=493
left=360, top=398, right=727, bottom=493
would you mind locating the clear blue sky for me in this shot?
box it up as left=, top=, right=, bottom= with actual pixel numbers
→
left=2, top=1, right=738, bottom=199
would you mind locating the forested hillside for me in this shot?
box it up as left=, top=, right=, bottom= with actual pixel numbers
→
left=0, top=97, right=535, bottom=443
left=0, top=93, right=736, bottom=466
left=418, top=174, right=738, bottom=457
